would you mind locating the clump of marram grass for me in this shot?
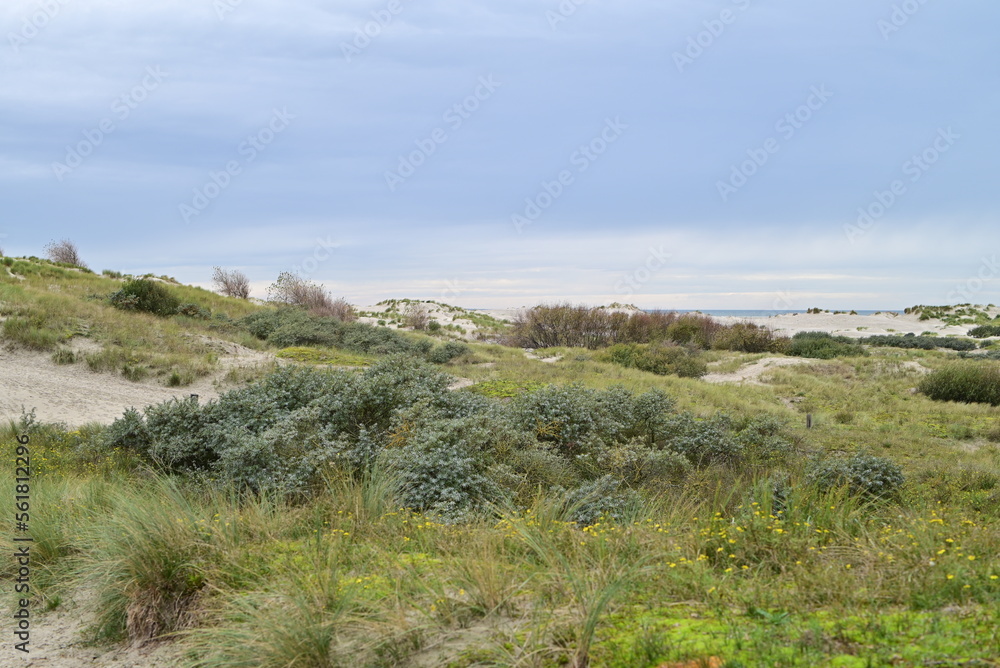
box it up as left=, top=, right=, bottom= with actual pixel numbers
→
left=83, top=479, right=215, bottom=643
left=919, top=361, right=1000, bottom=406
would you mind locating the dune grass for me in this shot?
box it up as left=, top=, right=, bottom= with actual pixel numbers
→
left=0, top=257, right=263, bottom=385
left=4, top=335, right=1000, bottom=666
left=3, top=261, right=1000, bottom=665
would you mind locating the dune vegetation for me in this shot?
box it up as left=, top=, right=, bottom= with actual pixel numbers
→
left=2, top=255, right=1000, bottom=667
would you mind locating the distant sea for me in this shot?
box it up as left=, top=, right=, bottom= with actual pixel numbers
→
left=673, top=309, right=899, bottom=317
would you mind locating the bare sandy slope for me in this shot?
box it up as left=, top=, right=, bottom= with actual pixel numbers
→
left=712, top=310, right=986, bottom=339
left=702, top=357, right=813, bottom=385
left=11, top=590, right=182, bottom=667
left=0, top=338, right=272, bottom=428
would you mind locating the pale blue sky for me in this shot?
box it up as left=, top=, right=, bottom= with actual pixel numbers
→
left=2, top=0, right=998, bottom=308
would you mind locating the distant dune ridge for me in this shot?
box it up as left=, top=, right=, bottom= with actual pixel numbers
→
left=4, top=294, right=995, bottom=427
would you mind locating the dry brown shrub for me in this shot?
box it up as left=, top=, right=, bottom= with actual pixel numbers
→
left=44, top=239, right=88, bottom=269
left=212, top=266, right=251, bottom=299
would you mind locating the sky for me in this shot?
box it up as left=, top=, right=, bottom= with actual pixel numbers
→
left=2, top=0, right=998, bottom=310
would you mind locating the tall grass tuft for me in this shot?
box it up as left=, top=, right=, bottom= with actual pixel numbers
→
left=183, top=543, right=358, bottom=668
left=919, top=361, right=1000, bottom=406
left=83, top=478, right=214, bottom=643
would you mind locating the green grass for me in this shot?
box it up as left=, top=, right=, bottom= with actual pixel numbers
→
left=3, top=266, right=1000, bottom=665
left=275, top=346, right=375, bottom=367
left=0, top=256, right=263, bottom=384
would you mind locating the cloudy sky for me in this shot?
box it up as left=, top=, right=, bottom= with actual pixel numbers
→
left=2, top=0, right=997, bottom=309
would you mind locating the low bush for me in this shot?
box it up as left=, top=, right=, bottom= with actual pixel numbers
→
left=604, top=342, right=707, bottom=378
left=109, top=279, right=180, bottom=317
left=426, top=341, right=469, bottom=364
left=177, top=303, right=210, bottom=319
left=861, top=334, right=978, bottom=351
left=919, top=362, right=1000, bottom=406
left=805, top=453, right=905, bottom=499
left=711, top=322, right=789, bottom=353
left=969, top=324, right=1000, bottom=338
left=508, top=305, right=789, bottom=352
left=788, top=332, right=866, bottom=359
left=100, top=358, right=806, bottom=520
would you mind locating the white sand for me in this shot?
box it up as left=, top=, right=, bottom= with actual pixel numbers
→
left=703, top=357, right=813, bottom=385
left=13, top=589, right=182, bottom=667
left=0, top=338, right=272, bottom=428
left=712, top=310, right=984, bottom=339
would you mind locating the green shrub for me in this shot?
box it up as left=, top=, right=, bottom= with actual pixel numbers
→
left=384, top=416, right=506, bottom=521
left=109, top=279, right=180, bottom=316
left=969, top=324, right=1000, bottom=338
left=239, top=308, right=428, bottom=358
left=176, top=303, right=210, bottom=319
left=861, top=334, right=977, bottom=351
left=560, top=475, right=641, bottom=526
left=592, top=439, right=690, bottom=487
left=426, top=341, right=469, bottom=364
left=805, top=453, right=905, bottom=499
left=661, top=413, right=742, bottom=466
left=604, top=342, right=707, bottom=378
left=711, top=323, right=787, bottom=353
left=735, top=414, right=794, bottom=462
left=919, top=362, right=1000, bottom=406
left=103, top=407, right=151, bottom=452
left=788, top=332, right=866, bottom=359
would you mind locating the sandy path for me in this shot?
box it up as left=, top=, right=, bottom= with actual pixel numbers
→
left=702, top=357, right=812, bottom=385
left=0, top=340, right=272, bottom=427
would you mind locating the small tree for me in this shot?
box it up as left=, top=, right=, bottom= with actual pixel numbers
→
left=212, top=267, right=251, bottom=299
left=44, top=239, right=88, bottom=269
left=404, top=302, right=430, bottom=330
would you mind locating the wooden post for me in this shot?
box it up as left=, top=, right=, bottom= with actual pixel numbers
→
left=806, top=414, right=812, bottom=429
